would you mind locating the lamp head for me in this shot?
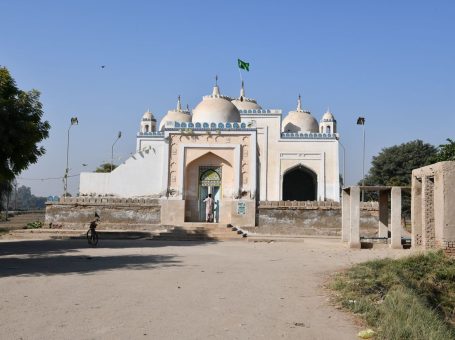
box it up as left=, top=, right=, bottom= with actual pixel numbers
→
left=356, top=117, right=365, bottom=125
left=118, top=131, right=122, bottom=139
left=71, top=117, right=78, bottom=125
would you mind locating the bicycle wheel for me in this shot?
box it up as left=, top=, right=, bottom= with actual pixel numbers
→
left=87, top=229, right=98, bottom=246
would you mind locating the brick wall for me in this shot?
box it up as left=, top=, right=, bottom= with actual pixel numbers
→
left=442, top=241, right=455, bottom=257
left=423, top=177, right=436, bottom=248
left=45, top=197, right=161, bottom=230
left=243, top=201, right=379, bottom=237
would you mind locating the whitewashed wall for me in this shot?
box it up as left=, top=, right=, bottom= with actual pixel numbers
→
left=80, top=140, right=165, bottom=197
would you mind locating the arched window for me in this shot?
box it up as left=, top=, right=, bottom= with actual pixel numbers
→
left=145, top=125, right=149, bottom=132
left=326, top=126, right=331, bottom=134
left=199, top=168, right=222, bottom=187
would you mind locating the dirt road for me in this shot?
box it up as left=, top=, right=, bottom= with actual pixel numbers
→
left=0, top=238, right=412, bottom=339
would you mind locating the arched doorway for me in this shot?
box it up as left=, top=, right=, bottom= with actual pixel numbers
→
left=198, top=167, right=221, bottom=222
left=283, top=165, right=317, bottom=201
left=184, top=152, right=233, bottom=222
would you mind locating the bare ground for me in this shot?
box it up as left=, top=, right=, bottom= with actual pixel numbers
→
left=0, top=238, right=414, bottom=339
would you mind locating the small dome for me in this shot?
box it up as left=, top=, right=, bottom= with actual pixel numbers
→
left=231, top=81, right=262, bottom=110
left=282, top=95, right=319, bottom=133
left=159, top=96, right=192, bottom=130
left=192, top=82, right=240, bottom=123
left=142, top=110, right=156, bottom=121
left=321, top=110, right=335, bottom=122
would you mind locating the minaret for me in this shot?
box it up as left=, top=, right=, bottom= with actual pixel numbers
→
left=140, top=109, right=156, bottom=133
left=212, top=75, right=220, bottom=97
left=240, top=80, right=245, bottom=100
left=319, top=108, right=336, bottom=134
left=177, top=95, right=182, bottom=111
left=297, top=94, right=302, bottom=112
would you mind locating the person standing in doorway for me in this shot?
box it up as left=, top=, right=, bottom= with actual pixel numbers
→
left=203, top=194, right=214, bottom=222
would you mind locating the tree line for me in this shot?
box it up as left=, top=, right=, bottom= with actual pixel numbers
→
left=3, top=184, right=47, bottom=211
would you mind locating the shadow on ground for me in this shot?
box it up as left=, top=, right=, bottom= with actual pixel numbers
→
left=0, top=253, right=180, bottom=277
left=0, top=236, right=217, bottom=277
left=0, top=233, right=218, bottom=257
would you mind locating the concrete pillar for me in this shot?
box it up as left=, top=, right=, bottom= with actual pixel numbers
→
left=390, top=187, right=402, bottom=249
left=349, top=186, right=361, bottom=248
left=341, top=189, right=350, bottom=242
left=411, top=175, right=422, bottom=247
left=378, top=190, right=389, bottom=238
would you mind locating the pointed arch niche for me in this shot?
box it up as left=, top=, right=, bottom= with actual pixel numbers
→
left=183, top=149, right=237, bottom=222
left=282, top=164, right=317, bottom=201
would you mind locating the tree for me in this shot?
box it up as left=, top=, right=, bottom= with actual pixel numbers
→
left=0, top=67, right=50, bottom=210
left=95, top=163, right=117, bottom=173
left=0, top=180, right=12, bottom=220
left=361, top=140, right=437, bottom=217
left=433, top=138, right=455, bottom=162
left=363, top=140, right=437, bottom=187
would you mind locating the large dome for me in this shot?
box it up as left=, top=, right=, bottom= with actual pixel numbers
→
left=192, top=84, right=241, bottom=123
left=231, top=81, right=262, bottom=110
left=231, top=98, right=262, bottom=110
left=282, top=95, right=319, bottom=133
left=159, top=96, right=192, bottom=131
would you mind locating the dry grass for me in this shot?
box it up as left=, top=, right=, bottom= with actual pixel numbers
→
left=330, top=251, right=455, bottom=339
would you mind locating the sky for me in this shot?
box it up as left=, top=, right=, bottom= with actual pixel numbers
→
left=1, top=0, right=454, bottom=197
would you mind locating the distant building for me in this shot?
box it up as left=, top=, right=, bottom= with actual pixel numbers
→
left=80, top=80, right=340, bottom=226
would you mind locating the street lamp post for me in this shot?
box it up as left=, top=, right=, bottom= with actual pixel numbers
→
left=356, top=116, right=366, bottom=201
left=64, top=117, right=78, bottom=197
left=111, top=131, right=122, bottom=172
left=338, top=139, right=346, bottom=188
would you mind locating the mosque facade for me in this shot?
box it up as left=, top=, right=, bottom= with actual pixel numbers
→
left=79, top=81, right=340, bottom=227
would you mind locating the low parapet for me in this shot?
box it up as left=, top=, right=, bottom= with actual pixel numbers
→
left=239, top=109, right=282, bottom=114
left=281, top=132, right=339, bottom=140
left=137, top=131, right=164, bottom=137
left=54, top=197, right=161, bottom=205
left=163, top=121, right=257, bottom=130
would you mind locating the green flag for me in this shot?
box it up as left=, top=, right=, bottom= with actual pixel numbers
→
left=238, top=59, right=250, bottom=71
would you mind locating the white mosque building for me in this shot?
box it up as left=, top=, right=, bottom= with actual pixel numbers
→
left=80, top=80, right=340, bottom=226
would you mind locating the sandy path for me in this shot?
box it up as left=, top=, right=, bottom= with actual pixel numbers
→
left=0, top=238, right=412, bottom=339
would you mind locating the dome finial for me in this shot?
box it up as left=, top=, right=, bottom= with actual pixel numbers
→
left=297, top=94, right=302, bottom=111
left=177, top=95, right=182, bottom=111
left=212, top=75, right=220, bottom=97
left=240, top=80, right=245, bottom=98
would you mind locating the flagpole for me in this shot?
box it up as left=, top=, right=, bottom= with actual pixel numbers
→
left=238, top=65, right=243, bottom=83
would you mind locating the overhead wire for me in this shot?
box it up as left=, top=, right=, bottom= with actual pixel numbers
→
left=17, top=174, right=80, bottom=181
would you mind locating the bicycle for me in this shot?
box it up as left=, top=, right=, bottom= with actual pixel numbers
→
left=87, top=213, right=100, bottom=246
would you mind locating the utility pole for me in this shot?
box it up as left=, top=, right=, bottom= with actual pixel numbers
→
left=356, top=116, right=366, bottom=201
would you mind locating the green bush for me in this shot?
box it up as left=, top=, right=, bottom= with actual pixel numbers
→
left=25, top=221, right=43, bottom=229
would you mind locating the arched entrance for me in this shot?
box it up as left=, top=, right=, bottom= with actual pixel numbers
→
left=283, top=165, right=317, bottom=201
left=198, top=167, right=221, bottom=222
left=184, top=151, right=233, bottom=222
